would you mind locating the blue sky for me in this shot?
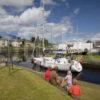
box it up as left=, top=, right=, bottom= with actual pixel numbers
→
left=47, top=0, right=100, bottom=32
left=0, top=0, right=100, bottom=43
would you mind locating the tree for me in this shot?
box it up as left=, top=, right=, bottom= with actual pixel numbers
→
left=0, top=36, right=2, bottom=39
left=9, top=42, right=14, bottom=69
left=31, top=37, right=35, bottom=43
left=20, top=39, right=26, bottom=60
left=17, top=37, right=21, bottom=42
left=86, top=40, right=92, bottom=43
left=44, top=38, right=49, bottom=47
left=21, top=39, right=26, bottom=47
left=82, top=48, right=88, bottom=55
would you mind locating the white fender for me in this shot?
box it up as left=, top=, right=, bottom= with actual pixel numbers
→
left=71, top=60, right=82, bottom=72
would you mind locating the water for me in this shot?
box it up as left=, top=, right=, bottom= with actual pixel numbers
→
left=0, top=54, right=100, bottom=85
left=13, top=60, right=100, bottom=85
left=81, top=69, right=100, bottom=84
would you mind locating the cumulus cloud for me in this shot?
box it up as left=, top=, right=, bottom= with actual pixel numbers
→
left=17, top=16, right=73, bottom=41
left=18, top=27, right=36, bottom=39
left=91, top=33, right=100, bottom=41
left=0, top=6, right=73, bottom=42
left=0, top=0, right=34, bottom=7
left=0, top=7, right=50, bottom=33
left=19, top=7, right=50, bottom=25
left=0, top=24, right=20, bottom=33
left=0, top=7, right=8, bottom=16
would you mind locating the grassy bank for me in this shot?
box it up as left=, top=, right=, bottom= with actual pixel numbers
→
left=80, top=81, right=100, bottom=100
left=84, top=55, right=100, bottom=62
left=0, top=66, right=70, bottom=100
left=76, top=55, right=100, bottom=69
left=0, top=66, right=100, bottom=100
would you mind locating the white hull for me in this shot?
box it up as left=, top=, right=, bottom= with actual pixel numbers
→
left=34, top=57, right=82, bottom=72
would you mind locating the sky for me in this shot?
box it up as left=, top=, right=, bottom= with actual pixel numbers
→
left=0, top=0, right=100, bottom=43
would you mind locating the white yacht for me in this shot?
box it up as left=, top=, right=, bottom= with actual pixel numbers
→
left=33, top=56, right=82, bottom=72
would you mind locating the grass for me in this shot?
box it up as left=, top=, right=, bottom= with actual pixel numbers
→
left=80, top=81, right=100, bottom=100
left=76, top=55, right=100, bottom=64
left=0, top=66, right=100, bottom=100
left=0, top=66, right=70, bottom=100
left=84, top=55, right=100, bottom=62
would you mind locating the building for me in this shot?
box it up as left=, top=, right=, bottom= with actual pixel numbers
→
left=11, top=40, right=21, bottom=47
left=57, top=41, right=94, bottom=53
left=69, top=42, right=93, bottom=53
left=57, top=43, right=67, bottom=50
left=0, top=39, right=8, bottom=48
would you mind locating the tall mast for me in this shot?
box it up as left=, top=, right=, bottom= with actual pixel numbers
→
left=61, top=31, right=63, bottom=44
left=41, top=0, right=45, bottom=53
left=32, top=26, right=37, bottom=57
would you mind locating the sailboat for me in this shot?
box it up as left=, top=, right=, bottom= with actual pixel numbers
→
left=32, top=1, right=82, bottom=72
left=33, top=56, right=82, bottom=72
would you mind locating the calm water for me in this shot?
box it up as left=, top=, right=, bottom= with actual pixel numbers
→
left=81, top=69, right=100, bottom=84
left=0, top=54, right=100, bottom=85
left=13, top=60, right=100, bottom=85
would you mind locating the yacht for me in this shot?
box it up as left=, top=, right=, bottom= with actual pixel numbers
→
left=33, top=56, right=82, bottom=72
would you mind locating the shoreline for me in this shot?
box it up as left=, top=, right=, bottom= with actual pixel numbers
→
left=0, top=65, right=100, bottom=100
left=82, top=62, right=100, bottom=70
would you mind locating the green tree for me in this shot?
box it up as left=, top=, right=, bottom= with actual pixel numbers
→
left=0, top=36, right=2, bottom=39
left=20, top=39, right=26, bottom=48
left=31, top=37, right=35, bottom=43
left=44, top=38, right=49, bottom=48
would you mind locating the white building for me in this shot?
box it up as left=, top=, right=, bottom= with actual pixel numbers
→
left=57, top=41, right=94, bottom=53
left=0, top=39, right=8, bottom=47
left=69, top=42, right=93, bottom=52
left=11, top=41, right=21, bottom=47
left=58, top=43, right=67, bottom=50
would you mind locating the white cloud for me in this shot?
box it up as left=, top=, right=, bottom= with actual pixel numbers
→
left=0, top=24, right=19, bottom=33
left=18, top=27, right=36, bottom=39
left=0, top=6, right=73, bottom=42
left=0, top=7, right=8, bottom=16
left=0, top=7, right=50, bottom=33
left=19, top=7, right=50, bottom=24
left=0, top=0, right=34, bottom=7
left=41, top=0, right=57, bottom=5
left=42, top=17, right=73, bottom=39
left=73, top=8, right=80, bottom=15
left=17, top=16, right=73, bottom=41
left=62, top=0, right=69, bottom=7
left=91, top=33, right=100, bottom=41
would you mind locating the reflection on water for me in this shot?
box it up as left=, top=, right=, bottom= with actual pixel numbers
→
left=81, top=69, right=100, bottom=84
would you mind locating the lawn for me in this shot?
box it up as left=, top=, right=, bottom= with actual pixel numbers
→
left=0, top=66, right=70, bottom=100
left=84, top=55, right=100, bottom=62
left=0, top=66, right=100, bottom=100
left=80, top=81, right=100, bottom=100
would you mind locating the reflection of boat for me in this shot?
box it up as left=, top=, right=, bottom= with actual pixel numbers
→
left=33, top=57, right=82, bottom=72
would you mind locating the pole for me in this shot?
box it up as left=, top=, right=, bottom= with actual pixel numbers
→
left=7, top=39, right=11, bottom=74
left=62, top=32, right=63, bottom=44
left=41, top=0, right=45, bottom=55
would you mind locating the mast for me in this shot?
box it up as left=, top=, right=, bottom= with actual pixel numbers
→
left=41, top=0, right=45, bottom=54
left=32, top=0, right=45, bottom=57
left=32, top=26, right=37, bottom=57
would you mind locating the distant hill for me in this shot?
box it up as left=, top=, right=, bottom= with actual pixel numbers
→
left=0, top=33, right=17, bottom=40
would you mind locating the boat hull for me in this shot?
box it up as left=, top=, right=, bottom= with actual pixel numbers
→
left=33, top=57, right=82, bottom=72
